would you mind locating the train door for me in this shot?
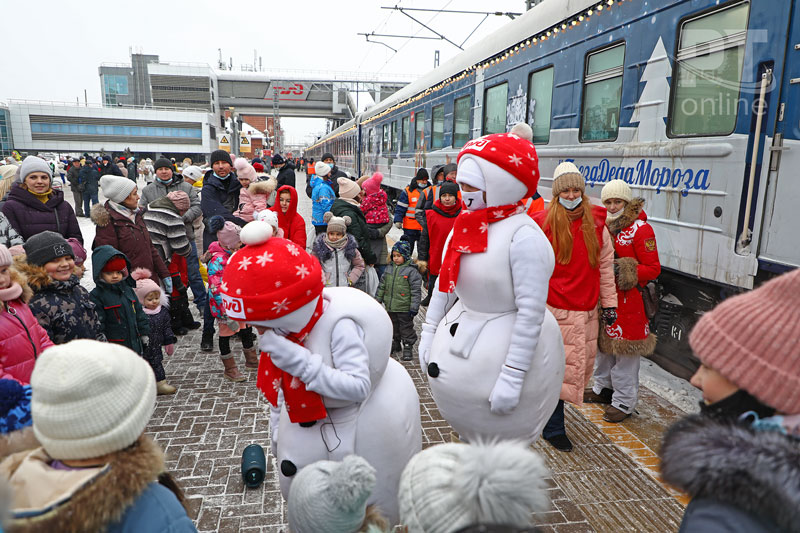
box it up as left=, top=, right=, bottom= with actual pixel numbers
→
left=757, top=0, right=800, bottom=270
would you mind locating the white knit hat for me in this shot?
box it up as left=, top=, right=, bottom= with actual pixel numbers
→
left=551, top=161, right=585, bottom=196
left=398, top=441, right=551, bottom=533
left=31, top=340, right=156, bottom=460
left=601, top=179, right=632, bottom=204
left=182, top=165, right=204, bottom=183
left=288, top=455, right=377, bottom=533
left=314, top=162, right=331, bottom=177
left=100, top=175, right=138, bottom=203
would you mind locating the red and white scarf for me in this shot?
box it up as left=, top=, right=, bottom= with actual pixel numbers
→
left=257, top=297, right=328, bottom=424
left=438, top=202, right=524, bottom=293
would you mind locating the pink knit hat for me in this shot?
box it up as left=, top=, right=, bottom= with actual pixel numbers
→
left=131, top=268, right=161, bottom=304
left=66, top=238, right=87, bottom=265
left=234, top=158, right=257, bottom=183
left=689, top=269, right=800, bottom=414
left=167, top=191, right=191, bottom=215
left=362, top=172, right=383, bottom=196
left=0, top=244, right=12, bottom=267
left=217, top=221, right=242, bottom=249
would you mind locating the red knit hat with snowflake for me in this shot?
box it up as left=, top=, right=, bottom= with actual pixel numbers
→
left=457, top=132, right=540, bottom=197
left=220, top=221, right=323, bottom=322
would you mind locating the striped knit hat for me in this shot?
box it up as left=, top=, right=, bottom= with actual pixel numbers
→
left=689, top=269, right=800, bottom=414
left=551, top=162, right=585, bottom=196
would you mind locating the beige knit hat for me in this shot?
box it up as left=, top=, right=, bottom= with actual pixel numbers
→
left=323, top=212, right=351, bottom=234
left=551, top=161, right=585, bottom=196
left=31, top=340, right=156, bottom=460
left=601, top=179, right=632, bottom=204
left=689, top=269, right=800, bottom=414
left=337, top=177, right=361, bottom=200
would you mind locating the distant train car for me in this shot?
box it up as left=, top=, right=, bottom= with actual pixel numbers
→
left=307, top=0, right=800, bottom=378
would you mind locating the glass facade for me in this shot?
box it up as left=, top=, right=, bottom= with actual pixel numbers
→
left=31, top=122, right=201, bottom=138
left=103, top=74, right=130, bottom=106
left=0, top=108, right=12, bottom=157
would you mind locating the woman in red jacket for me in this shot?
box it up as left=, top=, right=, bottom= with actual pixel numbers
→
left=532, top=162, right=617, bottom=452
left=270, top=185, right=307, bottom=249
left=416, top=181, right=461, bottom=307
left=586, top=179, right=660, bottom=422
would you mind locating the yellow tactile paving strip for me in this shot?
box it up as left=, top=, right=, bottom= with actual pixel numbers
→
left=576, top=403, right=691, bottom=507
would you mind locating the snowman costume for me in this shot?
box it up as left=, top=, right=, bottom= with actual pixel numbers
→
left=219, top=222, right=420, bottom=523
left=419, top=133, right=565, bottom=443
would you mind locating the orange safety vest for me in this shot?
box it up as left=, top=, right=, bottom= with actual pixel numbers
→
left=307, top=162, right=315, bottom=176
left=524, top=194, right=545, bottom=215
left=403, top=187, right=423, bottom=231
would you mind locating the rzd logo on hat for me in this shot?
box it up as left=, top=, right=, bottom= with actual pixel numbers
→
left=221, top=294, right=245, bottom=319
left=463, top=137, right=490, bottom=152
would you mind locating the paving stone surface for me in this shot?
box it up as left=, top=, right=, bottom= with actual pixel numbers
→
left=144, top=171, right=689, bottom=532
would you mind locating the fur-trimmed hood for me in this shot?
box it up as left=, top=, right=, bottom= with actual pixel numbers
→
left=249, top=177, right=277, bottom=196
left=607, top=197, right=646, bottom=234
left=14, top=259, right=64, bottom=292
left=89, top=202, right=111, bottom=227
left=4, top=267, right=33, bottom=303
left=312, top=233, right=359, bottom=262
left=660, top=415, right=800, bottom=532
left=0, top=435, right=188, bottom=533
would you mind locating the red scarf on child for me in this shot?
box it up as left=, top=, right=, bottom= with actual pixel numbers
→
left=438, top=201, right=524, bottom=293
left=257, top=297, right=328, bottom=424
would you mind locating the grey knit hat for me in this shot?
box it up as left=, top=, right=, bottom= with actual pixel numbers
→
left=18, top=156, right=52, bottom=183
left=323, top=212, right=350, bottom=235
left=100, top=175, right=137, bottom=203
left=23, top=231, right=75, bottom=266
left=288, top=455, right=377, bottom=533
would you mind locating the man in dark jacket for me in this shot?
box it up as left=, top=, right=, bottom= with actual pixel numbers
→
left=66, top=159, right=84, bottom=216
left=78, top=161, right=101, bottom=216
left=322, top=152, right=349, bottom=197
left=99, top=155, right=124, bottom=177
left=199, top=149, right=245, bottom=351
left=272, top=154, right=296, bottom=189
left=127, top=157, right=138, bottom=182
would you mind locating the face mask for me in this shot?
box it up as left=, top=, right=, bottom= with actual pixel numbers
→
left=416, top=181, right=428, bottom=189
left=213, top=172, right=230, bottom=180
left=461, top=190, right=486, bottom=211
left=606, top=209, right=624, bottom=223
left=156, top=175, right=171, bottom=184
left=558, top=196, right=582, bottom=210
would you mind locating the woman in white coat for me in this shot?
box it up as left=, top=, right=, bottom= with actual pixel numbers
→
left=418, top=133, right=565, bottom=444
left=219, top=222, right=421, bottom=524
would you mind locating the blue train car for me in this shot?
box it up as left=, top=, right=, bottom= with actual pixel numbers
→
left=307, top=0, right=800, bottom=377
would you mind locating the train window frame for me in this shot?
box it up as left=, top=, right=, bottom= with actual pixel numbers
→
left=368, top=128, right=373, bottom=153
left=402, top=115, right=411, bottom=151
left=391, top=120, right=398, bottom=152
left=382, top=124, right=389, bottom=153
left=483, top=82, right=509, bottom=135
left=580, top=42, right=626, bottom=143
left=415, top=110, right=426, bottom=150
left=667, top=1, right=750, bottom=138
left=431, top=104, right=445, bottom=150
left=453, top=95, right=472, bottom=148
left=527, top=66, right=554, bottom=144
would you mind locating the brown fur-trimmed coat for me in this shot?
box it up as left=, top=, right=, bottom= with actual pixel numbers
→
left=0, top=435, right=195, bottom=532
left=598, top=198, right=660, bottom=356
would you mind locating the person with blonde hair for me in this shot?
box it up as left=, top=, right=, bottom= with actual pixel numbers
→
left=532, top=161, right=617, bottom=452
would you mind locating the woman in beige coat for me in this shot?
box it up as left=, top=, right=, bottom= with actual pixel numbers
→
left=532, top=162, right=617, bottom=452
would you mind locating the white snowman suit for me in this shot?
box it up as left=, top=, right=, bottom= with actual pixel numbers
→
left=419, top=134, right=566, bottom=443
left=220, top=223, right=421, bottom=524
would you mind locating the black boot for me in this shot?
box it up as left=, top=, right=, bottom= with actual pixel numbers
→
left=391, top=340, right=401, bottom=353
left=201, top=329, right=214, bottom=352
left=401, top=343, right=413, bottom=361
left=181, top=306, right=201, bottom=330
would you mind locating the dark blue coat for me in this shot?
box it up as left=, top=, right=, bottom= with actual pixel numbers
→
left=79, top=164, right=101, bottom=194
left=200, top=170, right=245, bottom=251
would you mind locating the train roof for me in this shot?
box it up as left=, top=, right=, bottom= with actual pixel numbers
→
left=359, top=0, right=598, bottom=122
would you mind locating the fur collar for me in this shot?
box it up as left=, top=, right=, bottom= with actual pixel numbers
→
left=313, top=233, right=359, bottom=262
left=607, top=197, right=645, bottom=234
left=3, top=435, right=185, bottom=533
left=660, top=415, right=800, bottom=531
left=249, top=178, right=277, bottom=195
left=6, top=267, right=33, bottom=303
left=15, top=260, right=78, bottom=292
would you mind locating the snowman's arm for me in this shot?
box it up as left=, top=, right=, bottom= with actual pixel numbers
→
left=302, top=319, right=372, bottom=403
left=506, top=225, right=556, bottom=371
left=423, top=230, right=458, bottom=328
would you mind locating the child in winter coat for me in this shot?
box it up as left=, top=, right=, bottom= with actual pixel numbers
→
left=206, top=215, right=258, bottom=382
left=90, top=245, right=150, bottom=354
left=66, top=237, right=87, bottom=278
left=311, top=213, right=365, bottom=288
left=233, top=158, right=278, bottom=222
left=310, top=162, right=335, bottom=235
left=0, top=244, right=53, bottom=385
left=416, top=180, right=461, bottom=307
left=586, top=180, right=661, bottom=423
left=376, top=238, right=422, bottom=361
left=132, top=268, right=178, bottom=395
left=17, top=231, right=104, bottom=344
left=359, top=173, right=390, bottom=225
left=270, top=185, right=307, bottom=248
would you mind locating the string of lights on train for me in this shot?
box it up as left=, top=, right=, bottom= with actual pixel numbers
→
left=308, top=0, right=629, bottom=150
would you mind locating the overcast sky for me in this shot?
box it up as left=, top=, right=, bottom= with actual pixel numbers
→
left=0, top=0, right=528, bottom=145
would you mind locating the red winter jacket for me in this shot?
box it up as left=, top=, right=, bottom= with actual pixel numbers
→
left=424, top=199, right=461, bottom=275
left=1, top=290, right=54, bottom=384
left=270, top=185, right=307, bottom=249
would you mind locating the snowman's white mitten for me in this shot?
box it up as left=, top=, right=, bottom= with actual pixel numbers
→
left=259, top=329, right=312, bottom=378
left=489, top=365, right=526, bottom=415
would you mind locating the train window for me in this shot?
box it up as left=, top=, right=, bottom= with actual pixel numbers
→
left=402, top=116, right=411, bottom=151
left=415, top=111, right=426, bottom=149
left=391, top=121, right=398, bottom=152
left=527, top=67, right=554, bottom=144
left=483, top=83, right=508, bottom=135
left=382, top=125, right=389, bottom=153
left=453, top=95, right=471, bottom=147
left=669, top=2, right=749, bottom=136
left=432, top=105, right=445, bottom=149
left=580, top=43, right=625, bottom=142
left=368, top=129, right=373, bottom=153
